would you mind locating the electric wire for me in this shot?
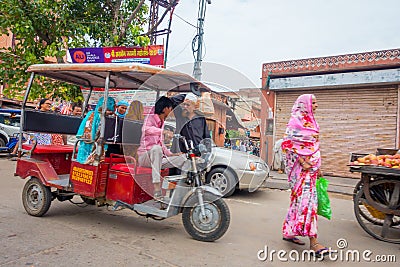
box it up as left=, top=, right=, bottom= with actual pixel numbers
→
left=192, top=0, right=207, bottom=61
left=167, top=29, right=197, bottom=62
left=173, top=13, right=198, bottom=28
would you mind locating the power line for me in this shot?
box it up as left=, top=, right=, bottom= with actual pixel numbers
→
left=193, top=0, right=211, bottom=80
left=173, top=13, right=198, bottom=28
left=167, top=29, right=197, bottom=62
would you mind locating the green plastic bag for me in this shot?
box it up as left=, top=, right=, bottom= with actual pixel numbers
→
left=316, top=177, right=332, bottom=220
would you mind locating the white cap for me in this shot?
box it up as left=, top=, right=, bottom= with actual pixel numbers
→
left=184, top=93, right=198, bottom=102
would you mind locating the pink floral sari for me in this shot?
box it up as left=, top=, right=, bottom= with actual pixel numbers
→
left=282, top=94, right=321, bottom=238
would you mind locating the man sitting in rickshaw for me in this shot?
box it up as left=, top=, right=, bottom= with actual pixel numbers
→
left=137, top=96, right=186, bottom=199
left=168, top=93, right=212, bottom=175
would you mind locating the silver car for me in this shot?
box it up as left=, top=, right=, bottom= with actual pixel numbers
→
left=0, top=111, right=20, bottom=147
left=205, top=146, right=269, bottom=196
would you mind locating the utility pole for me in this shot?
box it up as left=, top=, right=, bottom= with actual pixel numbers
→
left=192, top=0, right=211, bottom=81
left=148, top=0, right=179, bottom=45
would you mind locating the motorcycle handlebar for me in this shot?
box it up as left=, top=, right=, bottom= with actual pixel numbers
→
left=173, top=134, right=192, bottom=151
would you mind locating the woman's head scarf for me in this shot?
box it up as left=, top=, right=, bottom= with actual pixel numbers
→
left=77, top=96, right=115, bottom=141
left=75, top=97, right=115, bottom=164
left=116, top=100, right=129, bottom=118
left=95, top=96, right=115, bottom=113
left=282, top=94, right=319, bottom=156
left=125, top=100, right=144, bottom=121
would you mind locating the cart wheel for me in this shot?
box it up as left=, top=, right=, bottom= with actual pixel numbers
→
left=354, top=180, right=386, bottom=226
left=182, top=192, right=230, bottom=242
left=354, top=180, right=400, bottom=244
left=22, top=177, right=52, bottom=217
left=352, top=180, right=363, bottom=201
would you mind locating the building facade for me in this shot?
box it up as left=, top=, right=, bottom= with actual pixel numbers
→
left=223, top=88, right=263, bottom=139
left=261, top=48, right=400, bottom=177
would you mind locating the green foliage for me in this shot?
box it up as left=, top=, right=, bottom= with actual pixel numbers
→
left=226, top=130, right=245, bottom=139
left=0, top=0, right=150, bottom=101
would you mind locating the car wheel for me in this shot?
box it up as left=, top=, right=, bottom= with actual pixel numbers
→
left=206, top=167, right=236, bottom=197
left=0, top=135, right=6, bottom=147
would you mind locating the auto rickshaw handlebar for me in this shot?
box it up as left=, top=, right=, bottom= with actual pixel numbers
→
left=173, top=134, right=194, bottom=152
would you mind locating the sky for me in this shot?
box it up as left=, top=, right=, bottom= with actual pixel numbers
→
left=160, top=0, right=400, bottom=89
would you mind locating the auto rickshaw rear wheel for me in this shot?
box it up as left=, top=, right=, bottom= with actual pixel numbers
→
left=182, top=192, right=230, bottom=242
left=22, top=177, right=52, bottom=217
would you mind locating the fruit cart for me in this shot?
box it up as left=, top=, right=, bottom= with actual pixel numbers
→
left=349, top=149, right=400, bottom=244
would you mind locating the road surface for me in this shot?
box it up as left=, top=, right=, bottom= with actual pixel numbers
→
left=0, top=158, right=398, bottom=266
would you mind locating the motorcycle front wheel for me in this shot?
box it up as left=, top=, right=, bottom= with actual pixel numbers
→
left=182, top=192, right=230, bottom=242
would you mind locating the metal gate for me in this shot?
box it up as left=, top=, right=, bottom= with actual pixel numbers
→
left=274, top=86, right=399, bottom=177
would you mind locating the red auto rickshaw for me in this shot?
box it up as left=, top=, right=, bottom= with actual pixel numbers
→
left=15, top=63, right=230, bottom=242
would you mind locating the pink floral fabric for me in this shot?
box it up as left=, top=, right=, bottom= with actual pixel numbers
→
left=282, top=94, right=321, bottom=238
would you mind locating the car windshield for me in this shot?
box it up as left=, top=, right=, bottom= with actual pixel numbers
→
left=0, top=114, right=20, bottom=127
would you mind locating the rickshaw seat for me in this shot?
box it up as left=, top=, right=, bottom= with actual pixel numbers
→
left=110, top=163, right=169, bottom=176
left=110, top=163, right=136, bottom=173
left=22, top=144, right=74, bottom=154
left=104, top=157, right=126, bottom=164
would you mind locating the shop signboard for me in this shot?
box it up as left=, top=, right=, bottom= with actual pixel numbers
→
left=69, top=45, right=164, bottom=68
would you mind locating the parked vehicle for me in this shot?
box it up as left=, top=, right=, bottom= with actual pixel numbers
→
left=15, top=63, right=230, bottom=242
left=165, top=121, right=269, bottom=197
left=207, top=146, right=269, bottom=196
left=0, top=109, right=20, bottom=147
left=350, top=149, right=400, bottom=244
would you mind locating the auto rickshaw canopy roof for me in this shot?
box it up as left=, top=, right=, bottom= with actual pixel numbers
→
left=27, top=63, right=208, bottom=93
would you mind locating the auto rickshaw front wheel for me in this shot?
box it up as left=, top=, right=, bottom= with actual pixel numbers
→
left=182, top=192, right=230, bottom=242
left=22, top=177, right=52, bottom=217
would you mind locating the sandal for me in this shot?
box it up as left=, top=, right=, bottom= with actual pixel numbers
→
left=311, top=243, right=330, bottom=258
left=282, top=236, right=305, bottom=245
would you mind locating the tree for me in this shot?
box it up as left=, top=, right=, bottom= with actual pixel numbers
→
left=226, top=130, right=245, bottom=139
left=0, top=0, right=150, bottom=101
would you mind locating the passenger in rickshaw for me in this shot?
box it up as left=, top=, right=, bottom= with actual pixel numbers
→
left=104, top=100, right=129, bottom=156
left=9, top=98, right=55, bottom=158
left=33, top=98, right=63, bottom=145
left=115, top=100, right=129, bottom=118
left=66, top=103, right=83, bottom=145
left=76, top=96, right=116, bottom=164
left=171, top=93, right=211, bottom=153
left=119, top=100, right=144, bottom=158
left=126, top=100, right=144, bottom=121
left=168, top=93, right=211, bottom=175
left=29, top=98, right=66, bottom=145
left=137, top=96, right=186, bottom=198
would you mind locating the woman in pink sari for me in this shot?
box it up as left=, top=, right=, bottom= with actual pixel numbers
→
left=281, top=94, right=328, bottom=256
